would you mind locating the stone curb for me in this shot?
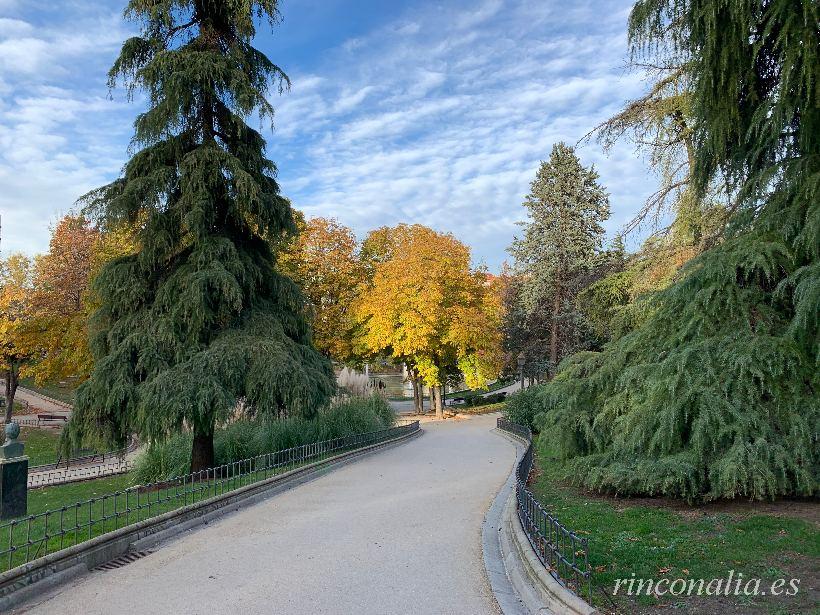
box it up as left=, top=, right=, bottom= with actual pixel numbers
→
left=0, top=426, right=422, bottom=612
left=493, top=429, right=599, bottom=615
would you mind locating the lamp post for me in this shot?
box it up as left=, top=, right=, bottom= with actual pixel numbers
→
left=517, top=352, right=526, bottom=391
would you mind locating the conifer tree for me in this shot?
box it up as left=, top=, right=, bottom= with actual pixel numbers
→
left=508, top=143, right=610, bottom=376
left=532, top=0, right=819, bottom=501
left=64, top=0, right=335, bottom=471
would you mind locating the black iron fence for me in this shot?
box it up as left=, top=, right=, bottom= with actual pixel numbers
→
left=1, top=420, right=419, bottom=574
left=496, top=417, right=592, bottom=602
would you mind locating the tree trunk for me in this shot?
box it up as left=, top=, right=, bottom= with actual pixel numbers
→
left=410, top=369, right=422, bottom=414
left=4, top=364, right=19, bottom=424
left=190, top=425, right=215, bottom=474
left=550, top=284, right=561, bottom=378
left=433, top=385, right=443, bottom=420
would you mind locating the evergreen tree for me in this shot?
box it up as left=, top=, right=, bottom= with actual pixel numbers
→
left=64, top=0, right=335, bottom=471
left=533, top=0, right=819, bottom=501
left=508, top=143, right=610, bottom=376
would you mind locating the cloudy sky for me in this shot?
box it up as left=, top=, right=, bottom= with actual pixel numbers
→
left=0, top=0, right=657, bottom=271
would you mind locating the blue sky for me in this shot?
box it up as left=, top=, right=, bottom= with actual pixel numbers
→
left=0, top=0, right=657, bottom=271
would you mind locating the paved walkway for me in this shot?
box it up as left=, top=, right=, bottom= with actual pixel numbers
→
left=2, top=383, right=72, bottom=425
left=19, top=414, right=517, bottom=615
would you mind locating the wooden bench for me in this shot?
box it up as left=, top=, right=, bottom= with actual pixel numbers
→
left=36, top=413, right=68, bottom=426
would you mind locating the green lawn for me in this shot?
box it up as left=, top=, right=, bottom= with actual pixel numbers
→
left=28, top=473, right=134, bottom=515
left=448, top=377, right=514, bottom=398
left=455, top=401, right=506, bottom=415
left=20, top=427, right=61, bottom=467
left=531, top=444, right=819, bottom=614
left=19, top=378, right=77, bottom=406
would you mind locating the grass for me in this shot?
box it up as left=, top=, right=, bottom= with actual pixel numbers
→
left=20, top=427, right=62, bottom=467
left=8, top=400, right=30, bottom=415
left=448, top=377, right=514, bottom=399
left=19, top=378, right=76, bottom=406
left=28, top=473, right=134, bottom=516
left=455, top=401, right=506, bottom=415
left=530, top=443, right=820, bottom=613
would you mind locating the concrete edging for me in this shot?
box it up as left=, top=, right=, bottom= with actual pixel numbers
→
left=0, top=426, right=422, bottom=611
left=493, top=429, right=599, bottom=615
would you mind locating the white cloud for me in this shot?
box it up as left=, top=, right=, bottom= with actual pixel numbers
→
left=0, top=7, right=133, bottom=256
left=268, top=0, right=655, bottom=269
left=0, top=37, right=50, bottom=74
left=0, top=18, right=32, bottom=37
left=333, top=85, right=377, bottom=114
left=1, top=0, right=658, bottom=270
left=394, top=22, right=420, bottom=35
left=455, top=0, right=504, bottom=30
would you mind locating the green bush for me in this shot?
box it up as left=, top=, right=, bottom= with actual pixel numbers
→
left=133, top=432, right=193, bottom=483
left=133, top=395, right=394, bottom=483
left=502, top=386, right=545, bottom=430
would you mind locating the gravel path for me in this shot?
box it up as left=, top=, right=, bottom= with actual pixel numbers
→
left=2, top=383, right=72, bottom=418
left=20, top=414, right=517, bottom=615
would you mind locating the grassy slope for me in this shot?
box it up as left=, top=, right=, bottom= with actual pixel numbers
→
left=19, top=378, right=77, bottom=405
left=531, top=443, right=819, bottom=614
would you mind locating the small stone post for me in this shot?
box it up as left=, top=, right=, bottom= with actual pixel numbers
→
left=0, top=422, right=27, bottom=520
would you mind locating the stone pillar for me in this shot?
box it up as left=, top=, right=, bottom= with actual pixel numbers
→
left=0, top=422, right=27, bottom=520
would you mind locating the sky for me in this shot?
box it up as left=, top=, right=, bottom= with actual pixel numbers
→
left=0, top=0, right=658, bottom=271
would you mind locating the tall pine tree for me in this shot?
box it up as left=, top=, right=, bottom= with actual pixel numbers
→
left=509, top=143, right=610, bottom=376
left=64, top=0, right=335, bottom=472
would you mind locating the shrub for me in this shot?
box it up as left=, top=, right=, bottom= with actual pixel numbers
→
left=132, top=432, right=193, bottom=484
left=133, top=395, right=394, bottom=483
left=503, top=386, right=545, bottom=431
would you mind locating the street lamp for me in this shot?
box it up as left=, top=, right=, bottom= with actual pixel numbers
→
left=517, top=352, right=526, bottom=391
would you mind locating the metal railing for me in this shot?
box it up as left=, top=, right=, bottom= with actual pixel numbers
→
left=496, top=417, right=592, bottom=602
left=0, top=420, right=419, bottom=574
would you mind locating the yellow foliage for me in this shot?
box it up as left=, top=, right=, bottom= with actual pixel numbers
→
left=0, top=253, right=35, bottom=373
left=24, top=215, right=138, bottom=384
left=355, top=224, right=503, bottom=388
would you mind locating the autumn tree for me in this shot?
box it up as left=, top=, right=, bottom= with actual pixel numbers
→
left=0, top=255, right=34, bottom=423
left=279, top=217, right=366, bottom=363
left=64, top=0, right=335, bottom=472
left=508, top=143, right=610, bottom=376
left=26, top=215, right=99, bottom=385
left=23, top=215, right=139, bottom=386
left=356, top=225, right=503, bottom=419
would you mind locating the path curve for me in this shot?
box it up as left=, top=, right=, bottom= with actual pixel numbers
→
left=18, top=414, right=517, bottom=615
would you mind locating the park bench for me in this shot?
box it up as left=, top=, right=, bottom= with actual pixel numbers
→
left=36, top=413, right=68, bottom=426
